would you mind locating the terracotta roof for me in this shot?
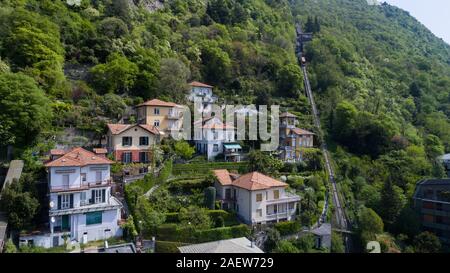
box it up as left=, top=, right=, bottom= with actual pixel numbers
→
left=93, top=148, right=108, bottom=154
left=45, top=147, right=113, bottom=167
left=189, top=81, right=213, bottom=88
left=232, top=172, right=287, bottom=191
left=291, top=128, right=315, bottom=135
left=213, top=171, right=287, bottom=191
left=136, top=99, right=178, bottom=107
left=280, top=112, right=297, bottom=118
left=50, top=149, right=65, bottom=156
left=213, top=169, right=233, bottom=186
left=107, top=124, right=160, bottom=135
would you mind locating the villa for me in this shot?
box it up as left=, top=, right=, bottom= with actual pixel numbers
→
left=213, top=170, right=300, bottom=225
left=279, top=112, right=315, bottom=162
left=135, top=98, right=183, bottom=135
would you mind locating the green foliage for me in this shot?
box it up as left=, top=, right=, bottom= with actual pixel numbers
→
left=357, top=206, right=384, bottom=247
left=90, top=53, right=138, bottom=94
left=413, top=231, right=441, bottom=253
left=174, top=140, right=195, bottom=160
left=178, top=206, right=212, bottom=230
left=204, top=186, right=216, bottom=210
left=135, top=196, right=166, bottom=236
left=277, top=64, right=304, bottom=98
left=158, top=58, right=190, bottom=102
left=4, top=239, right=17, bottom=253
left=331, top=232, right=345, bottom=253
left=294, top=233, right=316, bottom=253
left=0, top=73, right=52, bottom=148
left=273, top=240, right=300, bottom=253
left=247, top=150, right=284, bottom=175
left=121, top=215, right=138, bottom=240
left=155, top=240, right=187, bottom=253
left=172, top=162, right=248, bottom=175
left=264, top=228, right=281, bottom=252
left=274, top=221, right=301, bottom=236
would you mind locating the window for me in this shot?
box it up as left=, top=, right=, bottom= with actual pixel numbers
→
left=289, top=202, right=295, bottom=210
left=213, top=130, right=218, bottom=140
left=154, top=120, right=160, bottom=127
left=80, top=192, right=87, bottom=206
left=274, top=190, right=280, bottom=200
left=122, top=137, right=132, bottom=146
left=139, top=152, right=149, bottom=163
left=225, top=189, right=231, bottom=200
left=96, top=171, right=102, bottom=182
left=154, top=108, right=160, bottom=115
left=86, top=211, right=102, bottom=225
left=139, top=136, right=149, bottom=146
left=256, top=209, right=262, bottom=217
left=122, top=152, right=132, bottom=163
left=213, top=144, right=219, bottom=152
left=58, top=194, right=73, bottom=210
left=423, top=201, right=434, bottom=209
left=62, top=175, right=69, bottom=188
left=423, top=214, right=434, bottom=223
left=81, top=173, right=86, bottom=183
left=256, top=193, right=263, bottom=202
left=92, top=189, right=106, bottom=204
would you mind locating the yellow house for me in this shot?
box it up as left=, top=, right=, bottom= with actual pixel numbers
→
left=279, top=112, right=315, bottom=162
left=135, top=99, right=183, bottom=135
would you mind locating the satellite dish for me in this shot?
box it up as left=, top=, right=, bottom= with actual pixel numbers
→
left=51, top=217, right=55, bottom=223
left=49, top=201, right=54, bottom=208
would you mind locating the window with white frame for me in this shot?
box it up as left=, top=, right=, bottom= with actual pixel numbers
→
left=92, top=189, right=105, bottom=204
left=81, top=173, right=86, bottom=183
left=61, top=194, right=70, bottom=209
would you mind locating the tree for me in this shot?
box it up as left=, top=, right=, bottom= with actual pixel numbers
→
left=135, top=197, right=166, bottom=235
left=413, top=232, right=441, bottom=253
left=90, top=53, right=138, bottom=94
left=0, top=73, right=52, bottom=148
left=379, top=180, right=406, bottom=225
left=97, top=17, right=128, bottom=39
left=331, top=232, right=345, bottom=253
left=99, top=93, right=127, bottom=120
left=393, top=207, right=420, bottom=239
left=204, top=187, right=216, bottom=210
left=174, top=141, right=195, bottom=160
left=273, top=240, right=300, bottom=253
left=4, top=239, right=17, bottom=253
left=200, top=41, right=232, bottom=85
left=0, top=57, right=10, bottom=73
left=158, top=58, right=190, bottom=102
left=178, top=206, right=212, bottom=230
left=357, top=207, right=384, bottom=246
left=264, top=228, right=281, bottom=252
left=121, top=215, right=138, bottom=241
left=277, top=64, right=303, bottom=98
left=0, top=180, right=39, bottom=231
left=247, top=150, right=284, bottom=175
left=125, top=183, right=144, bottom=212
left=294, top=234, right=316, bottom=252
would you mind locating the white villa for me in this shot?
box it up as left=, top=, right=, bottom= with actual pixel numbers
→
left=194, top=116, right=242, bottom=161
left=213, top=170, right=300, bottom=225
left=188, top=81, right=218, bottom=113
left=20, top=148, right=123, bottom=248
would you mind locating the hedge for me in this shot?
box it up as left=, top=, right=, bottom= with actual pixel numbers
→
left=168, top=178, right=212, bottom=194
left=164, top=210, right=240, bottom=226
left=172, top=162, right=248, bottom=175
left=156, top=224, right=250, bottom=244
left=274, top=221, right=301, bottom=236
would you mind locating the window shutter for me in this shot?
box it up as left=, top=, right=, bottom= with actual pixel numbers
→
left=70, top=194, right=74, bottom=208
left=102, top=189, right=105, bottom=203
left=58, top=195, right=61, bottom=210
left=91, top=190, right=95, bottom=204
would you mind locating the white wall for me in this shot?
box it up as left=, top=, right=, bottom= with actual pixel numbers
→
left=49, top=164, right=110, bottom=191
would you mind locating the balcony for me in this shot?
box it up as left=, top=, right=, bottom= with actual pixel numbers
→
left=265, top=194, right=301, bottom=205
left=50, top=179, right=112, bottom=193
left=167, top=112, right=183, bottom=119
left=50, top=196, right=122, bottom=217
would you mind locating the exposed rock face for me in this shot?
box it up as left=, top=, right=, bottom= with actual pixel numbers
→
left=131, top=0, right=165, bottom=12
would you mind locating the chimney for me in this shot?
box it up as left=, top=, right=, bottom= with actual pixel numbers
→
left=93, top=148, right=107, bottom=158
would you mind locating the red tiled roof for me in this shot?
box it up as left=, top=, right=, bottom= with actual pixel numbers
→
left=93, top=148, right=108, bottom=154
left=231, top=172, right=287, bottom=191
left=50, top=149, right=65, bottom=156
left=213, top=169, right=233, bottom=186
left=136, top=99, right=178, bottom=107
left=213, top=171, right=287, bottom=191
left=107, top=124, right=160, bottom=135
left=291, top=128, right=315, bottom=135
left=45, top=147, right=113, bottom=167
left=189, top=81, right=213, bottom=88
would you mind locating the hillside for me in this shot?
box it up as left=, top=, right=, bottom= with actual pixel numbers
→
left=0, top=0, right=449, bottom=252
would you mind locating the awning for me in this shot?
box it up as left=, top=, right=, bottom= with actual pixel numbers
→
left=223, top=143, right=242, bottom=149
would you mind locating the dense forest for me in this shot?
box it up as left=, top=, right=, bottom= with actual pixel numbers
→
left=0, top=0, right=449, bottom=252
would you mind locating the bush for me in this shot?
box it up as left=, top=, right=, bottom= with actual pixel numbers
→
left=274, top=221, right=301, bottom=236
left=164, top=210, right=239, bottom=226
left=156, top=224, right=250, bottom=243
left=172, top=162, right=248, bottom=175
